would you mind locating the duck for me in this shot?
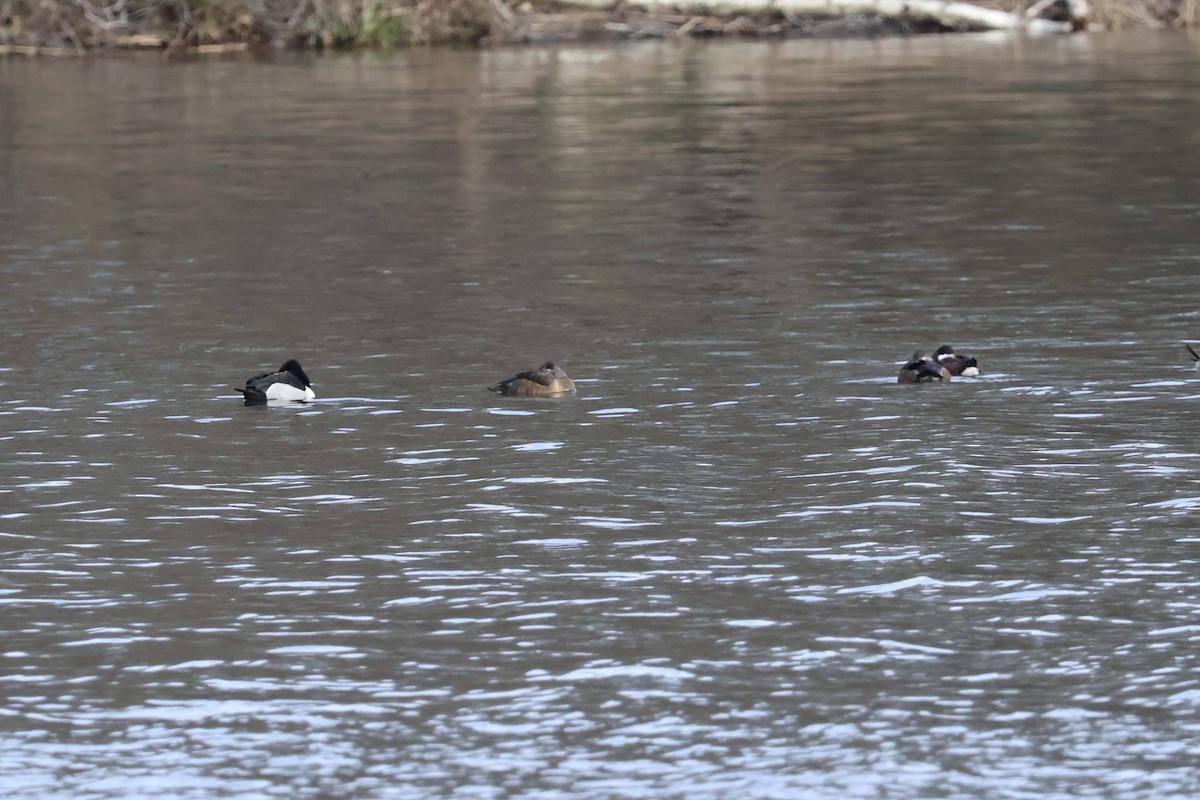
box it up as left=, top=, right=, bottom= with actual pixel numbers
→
left=239, top=359, right=315, bottom=403
left=489, top=362, right=576, bottom=397
left=1186, top=343, right=1200, bottom=370
left=934, top=344, right=980, bottom=377
left=898, top=351, right=951, bottom=383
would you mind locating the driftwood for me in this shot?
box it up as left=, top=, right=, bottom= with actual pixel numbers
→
left=556, top=0, right=1087, bottom=33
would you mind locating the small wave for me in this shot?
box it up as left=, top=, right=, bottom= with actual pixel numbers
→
left=1144, top=496, right=1200, bottom=509
left=954, top=586, right=1089, bottom=603
left=515, top=537, right=589, bottom=549
left=547, top=663, right=693, bottom=683
left=836, top=576, right=972, bottom=595
left=266, top=645, right=359, bottom=655
left=573, top=516, right=658, bottom=529
left=588, top=407, right=640, bottom=416
left=105, top=398, right=157, bottom=407
left=505, top=476, right=605, bottom=484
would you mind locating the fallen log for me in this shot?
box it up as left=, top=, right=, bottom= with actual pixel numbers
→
left=556, top=0, right=1084, bottom=34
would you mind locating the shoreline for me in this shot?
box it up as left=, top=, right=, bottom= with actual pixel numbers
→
left=0, top=0, right=1186, bottom=56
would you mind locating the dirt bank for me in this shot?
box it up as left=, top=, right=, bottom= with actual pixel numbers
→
left=0, top=0, right=1187, bottom=55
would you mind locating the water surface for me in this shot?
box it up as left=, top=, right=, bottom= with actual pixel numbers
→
left=2, top=32, right=1199, bottom=799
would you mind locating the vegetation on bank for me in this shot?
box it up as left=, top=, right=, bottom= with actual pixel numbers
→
left=0, top=0, right=1196, bottom=53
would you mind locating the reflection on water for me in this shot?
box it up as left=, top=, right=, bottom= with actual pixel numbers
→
left=2, top=32, right=1200, bottom=799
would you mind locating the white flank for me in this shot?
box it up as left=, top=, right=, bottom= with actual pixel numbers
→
left=961, top=366, right=981, bottom=377
left=266, top=382, right=315, bottom=402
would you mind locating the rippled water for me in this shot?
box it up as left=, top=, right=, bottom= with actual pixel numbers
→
left=2, top=32, right=1200, bottom=799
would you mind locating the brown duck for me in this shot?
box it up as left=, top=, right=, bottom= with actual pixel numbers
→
left=489, top=362, right=576, bottom=397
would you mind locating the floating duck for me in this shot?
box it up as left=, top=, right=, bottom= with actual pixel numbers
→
left=239, top=359, right=315, bottom=403
left=934, top=344, right=980, bottom=377
left=489, top=362, right=576, bottom=397
left=1186, top=343, right=1200, bottom=370
left=898, top=352, right=951, bottom=383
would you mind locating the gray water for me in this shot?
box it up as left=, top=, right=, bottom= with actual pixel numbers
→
left=2, top=31, right=1199, bottom=799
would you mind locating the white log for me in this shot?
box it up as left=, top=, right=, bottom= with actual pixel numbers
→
left=555, top=0, right=1076, bottom=34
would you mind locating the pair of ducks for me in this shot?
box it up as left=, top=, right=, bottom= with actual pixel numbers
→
left=238, top=360, right=575, bottom=403
left=900, top=342, right=1200, bottom=384
left=898, top=345, right=980, bottom=383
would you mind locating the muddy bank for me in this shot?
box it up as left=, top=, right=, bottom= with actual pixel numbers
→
left=0, top=10, right=920, bottom=57
left=0, top=0, right=1188, bottom=54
